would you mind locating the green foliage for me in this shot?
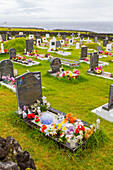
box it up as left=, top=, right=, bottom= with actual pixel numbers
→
left=85, top=42, right=99, bottom=50
left=4, top=38, right=26, bottom=52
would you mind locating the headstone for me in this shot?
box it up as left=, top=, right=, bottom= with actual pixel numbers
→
left=29, top=34, right=34, bottom=39
left=62, top=35, right=66, bottom=40
left=102, top=84, right=113, bottom=111
left=16, top=72, right=42, bottom=110
left=57, top=33, right=61, bottom=38
left=106, top=44, right=111, bottom=51
left=9, top=48, right=16, bottom=59
left=69, top=39, right=73, bottom=45
left=56, top=41, right=61, bottom=48
left=35, top=34, right=41, bottom=39
left=26, top=40, right=33, bottom=53
left=42, top=37, right=48, bottom=43
left=80, top=36, right=84, bottom=40
left=1, top=43, right=4, bottom=53
left=76, top=43, right=80, bottom=49
left=0, top=35, right=2, bottom=42
left=19, top=32, right=23, bottom=35
left=0, top=59, right=14, bottom=80
left=36, top=39, right=41, bottom=46
left=106, top=37, right=108, bottom=40
left=72, top=33, right=74, bottom=37
left=80, top=46, right=88, bottom=60
left=97, top=46, right=101, bottom=52
left=103, top=39, right=108, bottom=46
left=60, top=40, right=64, bottom=45
left=49, top=58, right=61, bottom=73
left=2, top=34, right=6, bottom=41
left=90, top=52, right=99, bottom=71
left=77, top=32, right=80, bottom=37
left=94, top=37, right=97, bottom=43
left=49, top=38, right=56, bottom=51
left=46, top=34, right=49, bottom=38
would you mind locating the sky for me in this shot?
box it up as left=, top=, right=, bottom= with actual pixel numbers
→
left=0, top=0, right=113, bottom=26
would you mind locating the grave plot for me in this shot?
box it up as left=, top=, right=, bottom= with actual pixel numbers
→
left=15, top=72, right=96, bottom=151
left=97, top=46, right=113, bottom=58
left=92, top=84, right=113, bottom=122
left=9, top=48, right=40, bottom=66
left=87, top=52, right=113, bottom=80
left=0, top=59, right=16, bottom=92
left=27, top=51, right=51, bottom=61
left=47, top=58, right=80, bottom=80
left=53, top=57, right=80, bottom=67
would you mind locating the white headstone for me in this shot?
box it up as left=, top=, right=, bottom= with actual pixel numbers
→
left=29, top=34, right=34, bottom=39
left=106, top=44, right=111, bottom=51
left=1, top=43, right=4, bottom=53
left=49, top=37, right=56, bottom=51
left=69, top=39, right=73, bottom=45
left=76, top=43, right=80, bottom=49
left=46, top=34, right=49, bottom=38
left=60, top=40, right=64, bottom=45
left=0, top=35, right=2, bottom=42
left=36, top=39, right=41, bottom=46
left=19, top=32, right=23, bottom=35
left=42, top=37, right=48, bottom=43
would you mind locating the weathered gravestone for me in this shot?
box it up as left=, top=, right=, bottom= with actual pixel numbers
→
left=102, top=84, right=113, bottom=111
left=94, top=37, right=97, bottom=43
left=80, top=36, right=84, bottom=40
left=97, top=46, right=101, bottom=52
left=9, top=48, right=16, bottom=59
left=87, top=52, right=99, bottom=72
left=35, top=34, right=41, bottom=39
left=47, top=58, right=61, bottom=73
left=56, top=41, right=61, bottom=48
left=0, top=60, right=14, bottom=80
left=62, top=35, right=66, bottom=40
left=103, top=39, right=108, bottom=46
left=15, top=72, right=42, bottom=110
left=2, top=34, right=6, bottom=41
left=79, top=46, right=88, bottom=60
left=26, top=40, right=33, bottom=53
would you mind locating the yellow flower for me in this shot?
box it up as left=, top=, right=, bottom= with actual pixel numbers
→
left=61, top=121, right=64, bottom=125
left=58, top=123, right=61, bottom=130
left=97, top=69, right=101, bottom=74
left=52, top=124, right=56, bottom=129
left=62, top=127, right=66, bottom=131
left=69, top=73, right=73, bottom=77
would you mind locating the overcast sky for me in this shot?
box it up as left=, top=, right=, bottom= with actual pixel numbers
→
left=0, top=0, right=113, bottom=25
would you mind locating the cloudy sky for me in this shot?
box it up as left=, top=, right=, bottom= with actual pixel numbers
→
left=0, top=0, right=113, bottom=25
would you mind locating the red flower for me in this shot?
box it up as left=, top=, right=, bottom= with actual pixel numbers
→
left=41, top=125, right=47, bottom=132
left=21, top=77, right=23, bottom=79
left=75, top=128, right=79, bottom=134
left=27, top=113, right=35, bottom=119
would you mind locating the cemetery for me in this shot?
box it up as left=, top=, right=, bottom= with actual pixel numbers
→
left=0, top=30, right=113, bottom=169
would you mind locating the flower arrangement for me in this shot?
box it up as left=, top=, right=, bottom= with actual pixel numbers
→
left=61, top=70, right=79, bottom=80
left=21, top=57, right=26, bottom=61
left=63, top=44, right=67, bottom=47
left=28, top=58, right=33, bottom=63
left=110, top=73, right=113, bottom=78
left=84, top=57, right=89, bottom=61
left=94, top=66, right=103, bottom=74
left=4, top=49, right=8, bottom=53
left=2, top=75, right=15, bottom=86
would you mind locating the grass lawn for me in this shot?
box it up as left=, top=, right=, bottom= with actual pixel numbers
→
left=0, top=37, right=113, bottom=170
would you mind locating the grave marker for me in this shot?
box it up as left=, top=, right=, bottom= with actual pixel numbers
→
left=94, top=37, right=97, bottom=43
left=79, top=46, right=88, bottom=60
left=9, top=48, right=16, bottom=59
left=0, top=60, right=14, bottom=80
left=16, top=72, right=42, bottom=109
left=2, top=34, right=6, bottom=41
left=26, top=40, right=33, bottom=53
left=97, top=46, right=101, bottom=52
left=90, top=52, right=99, bottom=71
left=56, top=41, right=61, bottom=48
left=62, top=35, right=66, bottom=40
left=103, top=39, right=108, bottom=46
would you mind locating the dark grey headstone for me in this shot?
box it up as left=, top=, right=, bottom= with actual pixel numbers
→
left=9, top=48, right=16, bottom=59
left=56, top=41, right=61, bottom=48
left=97, top=46, right=101, bottom=52
left=62, top=35, right=66, bottom=40
left=90, top=52, right=99, bottom=71
left=103, top=39, right=108, bottom=47
left=94, top=37, right=97, bottom=43
left=50, top=58, right=61, bottom=73
left=81, top=36, right=84, bottom=40
left=35, top=34, right=41, bottom=39
left=15, top=72, right=42, bottom=109
left=80, top=46, right=88, bottom=60
left=2, top=34, right=6, bottom=41
left=0, top=60, right=14, bottom=80
left=72, top=33, right=74, bottom=36
left=102, top=84, right=113, bottom=111
left=26, top=40, right=33, bottom=53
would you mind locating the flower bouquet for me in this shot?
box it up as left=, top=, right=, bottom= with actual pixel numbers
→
left=110, top=73, right=113, bottom=78
left=93, top=66, right=102, bottom=74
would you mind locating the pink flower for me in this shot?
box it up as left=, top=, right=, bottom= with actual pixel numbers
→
left=62, top=72, right=65, bottom=77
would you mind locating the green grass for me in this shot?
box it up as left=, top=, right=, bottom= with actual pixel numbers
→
left=0, top=36, right=113, bottom=169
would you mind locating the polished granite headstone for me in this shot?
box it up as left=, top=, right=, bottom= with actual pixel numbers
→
left=0, top=59, right=14, bottom=80
left=79, top=46, right=88, bottom=60
left=16, top=72, right=42, bottom=109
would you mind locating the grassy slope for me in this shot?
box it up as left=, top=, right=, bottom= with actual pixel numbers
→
left=0, top=37, right=113, bottom=169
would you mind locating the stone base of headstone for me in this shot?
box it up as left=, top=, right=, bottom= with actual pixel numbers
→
left=0, top=161, right=19, bottom=170
left=87, top=71, right=113, bottom=80
left=47, top=70, right=56, bottom=74
left=79, top=57, right=86, bottom=60
left=91, top=103, right=113, bottom=122
left=0, top=81, right=16, bottom=92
